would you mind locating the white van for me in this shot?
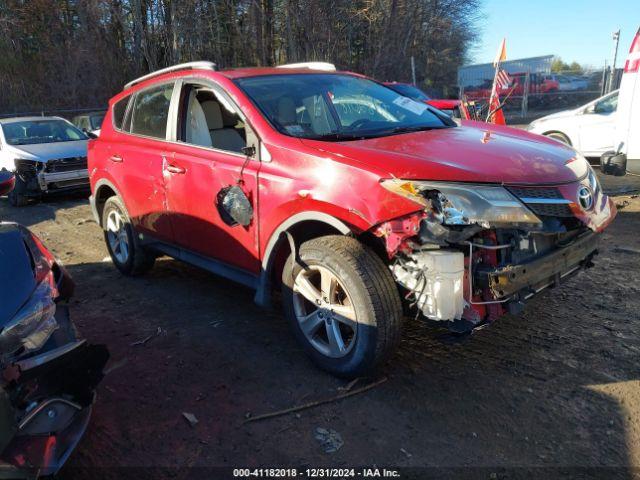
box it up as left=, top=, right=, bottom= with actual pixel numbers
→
left=602, top=27, right=640, bottom=175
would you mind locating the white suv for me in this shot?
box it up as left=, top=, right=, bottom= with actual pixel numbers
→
left=0, top=116, right=89, bottom=206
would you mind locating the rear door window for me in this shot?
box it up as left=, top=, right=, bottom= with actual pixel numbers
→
left=130, top=84, right=174, bottom=139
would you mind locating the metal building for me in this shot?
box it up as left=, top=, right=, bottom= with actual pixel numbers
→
left=458, top=55, right=555, bottom=90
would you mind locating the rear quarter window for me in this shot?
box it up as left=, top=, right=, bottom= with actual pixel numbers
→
left=113, top=95, right=131, bottom=130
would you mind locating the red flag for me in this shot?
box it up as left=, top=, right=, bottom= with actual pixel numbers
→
left=487, top=40, right=508, bottom=125
left=487, top=91, right=506, bottom=125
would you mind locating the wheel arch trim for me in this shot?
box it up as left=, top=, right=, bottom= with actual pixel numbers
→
left=254, top=211, right=353, bottom=308
left=91, top=178, right=126, bottom=224
left=543, top=130, right=573, bottom=146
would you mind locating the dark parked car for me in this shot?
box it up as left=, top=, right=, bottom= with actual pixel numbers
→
left=0, top=171, right=108, bottom=477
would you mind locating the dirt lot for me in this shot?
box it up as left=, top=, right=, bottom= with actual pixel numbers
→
left=1, top=173, right=639, bottom=479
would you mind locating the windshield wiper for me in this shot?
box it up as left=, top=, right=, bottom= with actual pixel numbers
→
left=307, top=132, right=367, bottom=141
left=381, top=125, right=451, bottom=136
left=304, top=124, right=452, bottom=142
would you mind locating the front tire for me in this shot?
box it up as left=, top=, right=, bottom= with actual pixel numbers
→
left=102, top=196, right=155, bottom=275
left=281, top=235, right=402, bottom=378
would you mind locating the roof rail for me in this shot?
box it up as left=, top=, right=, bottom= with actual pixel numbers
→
left=124, top=61, right=217, bottom=90
left=276, top=62, right=336, bottom=72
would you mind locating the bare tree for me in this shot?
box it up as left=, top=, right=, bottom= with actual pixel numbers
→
left=0, top=0, right=481, bottom=113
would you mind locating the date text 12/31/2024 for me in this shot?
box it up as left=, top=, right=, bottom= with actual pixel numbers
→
left=233, top=468, right=401, bottom=478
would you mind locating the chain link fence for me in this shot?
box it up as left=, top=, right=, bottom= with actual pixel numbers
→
left=458, top=57, right=622, bottom=124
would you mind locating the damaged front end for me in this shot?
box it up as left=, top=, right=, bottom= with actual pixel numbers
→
left=14, top=157, right=89, bottom=199
left=0, top=223, right=108, bottom=477
left=375, top=167, right=616, bottom=333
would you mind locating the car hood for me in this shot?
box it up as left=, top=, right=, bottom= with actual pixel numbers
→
left=8, top=140, right=88, bottom=162
left=301, top=122, right=588, bottom=185
left=0, top=223, right=36, bottom=323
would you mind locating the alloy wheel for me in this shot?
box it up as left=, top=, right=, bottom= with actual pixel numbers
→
left=106, top=209, right=130, bottom=264
left=292, top=265, right=358, bottom=358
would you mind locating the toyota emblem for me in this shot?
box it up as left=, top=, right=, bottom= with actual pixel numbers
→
left=578, top=186, right=594, bottom=210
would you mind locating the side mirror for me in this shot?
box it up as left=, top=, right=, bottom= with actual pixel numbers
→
left=83, top=128, right=98, bottom=139
left=0, top=171, right=15, bottom=196
left=584, top=105, right=596, bottom=114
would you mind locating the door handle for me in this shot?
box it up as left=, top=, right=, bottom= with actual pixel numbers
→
left=165, top=163, right=186, bottom=174
left=109, top=154, right=123, bottom=163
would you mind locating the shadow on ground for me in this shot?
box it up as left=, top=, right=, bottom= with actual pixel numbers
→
left=57, top=209, right=639, bottom=478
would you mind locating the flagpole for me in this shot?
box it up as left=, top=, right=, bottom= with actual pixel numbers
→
left=487, top=64, right=501, bottom=122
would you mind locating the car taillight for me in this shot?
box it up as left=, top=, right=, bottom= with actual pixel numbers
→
left=624, top=28, right=640, bottom=73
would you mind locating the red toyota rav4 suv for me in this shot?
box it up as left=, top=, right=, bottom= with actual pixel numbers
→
left=88, top=62, right=616, bottom=377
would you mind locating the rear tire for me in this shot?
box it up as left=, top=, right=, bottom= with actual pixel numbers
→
left=102, top=196, right=155, bottom=275
left=281, top=235, right=403, bottom=378
left=8, top=176, right=30, bottom=207
left=545, top=131, right=571, bottom=146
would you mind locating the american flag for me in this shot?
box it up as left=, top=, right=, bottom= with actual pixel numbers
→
left=496, top=69, right=511, bottom=90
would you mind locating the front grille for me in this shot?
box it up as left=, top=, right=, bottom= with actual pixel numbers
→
left=525, top=203, right=574, bottom=217
left=45, top=157, right=87, bottom=173
left=508, top=186, right=563, bottom=200
left=508, top=186, right=574, bottom=218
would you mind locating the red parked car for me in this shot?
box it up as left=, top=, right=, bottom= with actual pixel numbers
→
left=88, top=62, right=616, bottom=377
left=383, top=82, right=464, bottom=118
left=464, top=73, right=560, bottom=101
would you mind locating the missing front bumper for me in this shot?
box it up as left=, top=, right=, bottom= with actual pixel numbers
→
left=475, top=231, right=599, bottom=300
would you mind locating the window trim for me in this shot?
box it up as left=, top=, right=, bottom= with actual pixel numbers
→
left=112, top=77, right=264, bottom=161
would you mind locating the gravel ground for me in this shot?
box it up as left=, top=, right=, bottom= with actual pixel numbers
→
left=1, top=172, right=639, bottom=480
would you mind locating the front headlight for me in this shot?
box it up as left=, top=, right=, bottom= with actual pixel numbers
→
left=587, top=165, right=600, bottom=193
left=381, top=179, right=542, bottom=228
left=0, top=271, right=58, bottom=356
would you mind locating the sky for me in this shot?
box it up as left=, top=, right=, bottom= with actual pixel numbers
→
left=472, top=0, right=639, bottom=68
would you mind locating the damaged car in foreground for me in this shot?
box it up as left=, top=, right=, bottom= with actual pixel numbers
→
left=0, top=171, right=108, bottom=477
left=90, top=63, right=616, bottom=378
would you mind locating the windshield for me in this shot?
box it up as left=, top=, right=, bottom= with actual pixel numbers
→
left=235, top=74, right=452, bottom=141
left=386, top=83, right=431, bottom=102
left=1, top=119, right=87, bottom=145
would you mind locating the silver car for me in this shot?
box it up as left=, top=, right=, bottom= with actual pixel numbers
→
left=0, top=116, right=89, bottom=206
